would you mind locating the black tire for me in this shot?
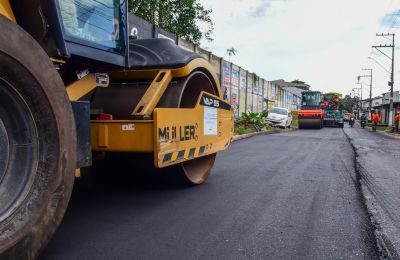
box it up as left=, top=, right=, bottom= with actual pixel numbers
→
left=0, top=16, right=76, bottom=259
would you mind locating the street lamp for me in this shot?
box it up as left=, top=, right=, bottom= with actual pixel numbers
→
left=357, top=69, right=372, bottom=118
left=353, top=85, right=363, bottom=118
left=354, top=82, right=363, bottom=115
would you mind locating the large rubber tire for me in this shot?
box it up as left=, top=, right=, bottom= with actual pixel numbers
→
left=0, top=16, right=76, bottom=259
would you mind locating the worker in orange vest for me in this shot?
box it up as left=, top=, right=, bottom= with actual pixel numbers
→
left=394, top=112, right=400, bottom=133
left=371, top=111, right=380, bottom=132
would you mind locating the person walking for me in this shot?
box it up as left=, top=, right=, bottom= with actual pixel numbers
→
left=349, top=112, right=355, bottom=127
left=394, top=112, right=400, bottom=133
left=371, top=111, right=381, bottom=132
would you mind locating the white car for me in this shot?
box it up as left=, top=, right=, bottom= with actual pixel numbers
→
left=266, top=107, right=292, bottom=128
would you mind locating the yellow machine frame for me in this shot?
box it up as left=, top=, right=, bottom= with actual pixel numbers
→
left=87, top=59, right=234, bottom=168
left=1, top=2, right=234, bottom=168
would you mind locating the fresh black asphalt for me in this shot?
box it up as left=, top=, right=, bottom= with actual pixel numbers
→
left=40, top=127, right=380, bottom=259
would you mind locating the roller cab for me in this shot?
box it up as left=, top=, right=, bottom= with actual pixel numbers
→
left=298, top=91, right=324, bottom=129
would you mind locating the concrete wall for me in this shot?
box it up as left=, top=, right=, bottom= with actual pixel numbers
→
left=231, top=64, right=240, bottom=117
left=239, top=68, right=247, bottom=116
left=128, top=13, right=302, bottom=117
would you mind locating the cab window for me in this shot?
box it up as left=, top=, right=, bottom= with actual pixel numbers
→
left=58, top=0, right=125, bottom=52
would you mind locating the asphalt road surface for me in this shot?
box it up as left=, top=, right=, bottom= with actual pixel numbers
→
left=40, top=127, right=380, bottom=260
left=345, top=125, right=400, bottom=258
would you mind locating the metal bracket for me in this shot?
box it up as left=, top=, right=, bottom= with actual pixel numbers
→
left=67, top=73, right=109, bottom=101
left=131, top=69, right=172, bottom=119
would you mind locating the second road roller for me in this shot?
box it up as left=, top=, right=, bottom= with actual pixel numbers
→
left=298, top=91, right=324, bottom=129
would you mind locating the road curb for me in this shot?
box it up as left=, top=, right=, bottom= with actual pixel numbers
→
left=374, top=130, right=400, bottom=140
left=232, top=128, right=296, bottom=142
left=357, top=123, right=400, bottom=140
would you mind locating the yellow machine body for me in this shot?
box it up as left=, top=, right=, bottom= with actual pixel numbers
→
left=153, top=92, right=233, bottom=167
left=0, top=0, right=15, bottom=22
left=1, top=0, right=234, bottom=169
left=88, top=60, right=234, bottom=168
left=91, top=91, right=233, bottom=168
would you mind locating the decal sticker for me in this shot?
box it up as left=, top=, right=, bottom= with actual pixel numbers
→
left=95, top=73, right=109, bottom=85
left=200, top=93, right=231, bottom=111
left=122, top=124, right=135, bottom=131
left=158, top=124, right=198, bottom=142
left=204, top=106, right=218, bottom=136
left=162, top=145, right=207, bottom=164
left=76, top=68, right=89, bottom=79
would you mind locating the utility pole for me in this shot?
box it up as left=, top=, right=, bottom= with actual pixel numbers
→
left=373, top=33, right=395, bottom=126
left=359, top=68, right=373, bottom=118
left=353, top=86, right=362, bottom=117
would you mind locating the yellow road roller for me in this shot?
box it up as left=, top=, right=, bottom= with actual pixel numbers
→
left=0, top=1, right=233, bottom=258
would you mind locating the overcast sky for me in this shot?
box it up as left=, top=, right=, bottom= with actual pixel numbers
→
left=199, top=0, right=400, bottom=98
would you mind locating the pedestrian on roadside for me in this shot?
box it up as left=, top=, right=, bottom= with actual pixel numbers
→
left=349, top=112, right=355, bottom=127
left=394, top=112, right=400, bottom=133
left=371, top=111, right=380, bottom=132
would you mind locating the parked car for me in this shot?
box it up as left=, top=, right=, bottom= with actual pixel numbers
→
left=266, top=107, right=292, bottom=128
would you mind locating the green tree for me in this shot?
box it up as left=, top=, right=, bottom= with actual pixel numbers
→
left=291, top=80, right=305, bottom=84
left=128, top=0, right=214, bottom=44
left=339, top=95, right=358, bottom=112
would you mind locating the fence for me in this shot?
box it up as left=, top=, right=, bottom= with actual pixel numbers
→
left=128, top=14, right=302, bottom=117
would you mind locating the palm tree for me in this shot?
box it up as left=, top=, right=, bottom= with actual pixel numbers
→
left=226, top=47, right=237, bottom=61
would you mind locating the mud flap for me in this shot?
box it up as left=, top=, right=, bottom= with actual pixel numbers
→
left=71, top=101, right=91, bottom=168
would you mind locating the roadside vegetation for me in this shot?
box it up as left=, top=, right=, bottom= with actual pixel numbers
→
left=376, top=126, right=393, bottom=133
left=291, top=111, right=298, bottom=128
left=234, top=111, right=276, bottom=135
left=234, top=110, right=299, bottom=135
left=364, top=122, right=393, bottom=133
left=129, top=0, right=214, bottom=43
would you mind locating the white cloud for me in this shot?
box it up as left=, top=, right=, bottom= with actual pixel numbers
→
left=200, top=0, right=400, bottom=97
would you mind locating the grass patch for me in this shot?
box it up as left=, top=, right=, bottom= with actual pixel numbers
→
left=376, top=126, right=393, bottom=133
left=291, top=118, right=299, bottom=128
left=234, top=125, right=255, bottom=135
left=366, top=123, right=393, bottom=133
left=234, top=124, right=280, bottom=135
